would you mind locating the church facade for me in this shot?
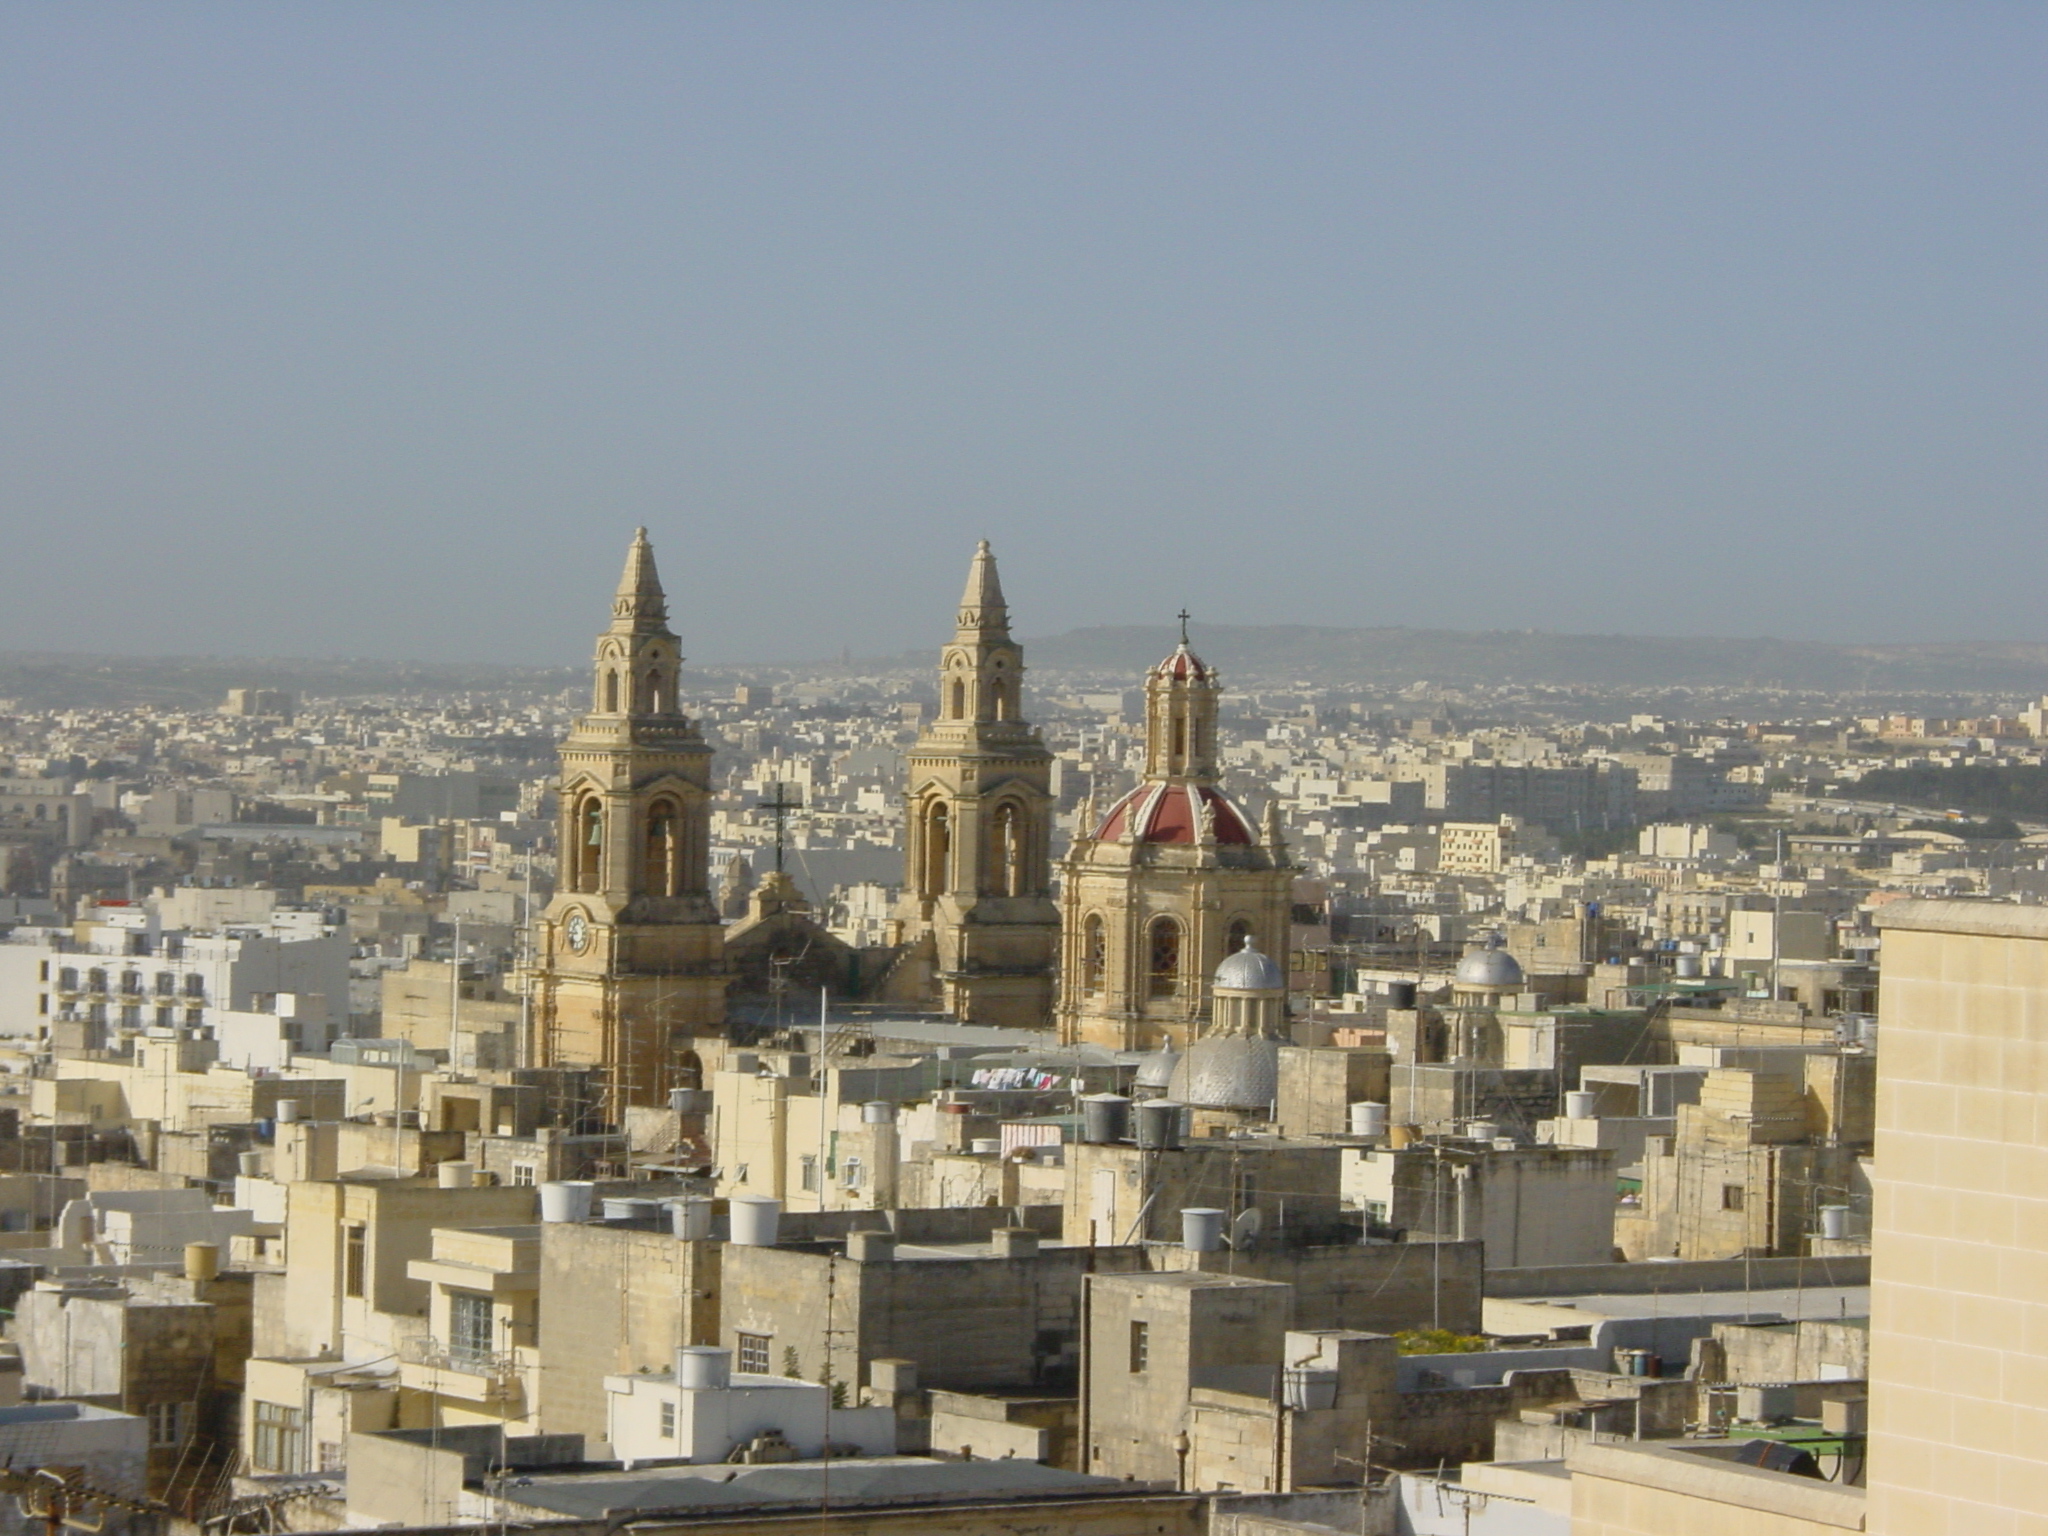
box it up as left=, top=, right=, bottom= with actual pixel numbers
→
left=527, top=529, right=727, bottom=1107
left=1055, top=636, right=1294, bottom=1052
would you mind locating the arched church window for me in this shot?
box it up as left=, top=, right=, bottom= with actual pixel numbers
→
left=990, top=802, right=1026, bottom=897
left=922, top=801, right=950, bottom=899
left=951, top=680, right=967, bottom=720
left=604, top=671, right=620, bottom=713
left=1083, top=914, right=1106, bottom=994
left=1172, top=712, right=1186, bottom=763
left=578, top=797, right=604, bottom=891
left=992, top=676, right=1013, bottom=721
left=1148, top=917, right=1182, bottom=998
left=644, top=800, right=680, bottom=897
left=1228, top=917, right=1254, bottom=955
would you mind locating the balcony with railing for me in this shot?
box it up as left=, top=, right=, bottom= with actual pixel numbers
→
left=394, top=1331, right=525, bottom=1403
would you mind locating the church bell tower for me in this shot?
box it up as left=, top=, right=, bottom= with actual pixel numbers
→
left=892, top=542, right=1060, bottom=1027
left=530, top=528, right=725, bottom=1107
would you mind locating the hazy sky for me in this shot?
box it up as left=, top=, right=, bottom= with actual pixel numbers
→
left=2, top=4, right=2042, bottom=665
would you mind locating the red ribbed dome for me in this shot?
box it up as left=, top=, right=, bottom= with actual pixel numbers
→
left=1095, top=783, right=1253, bottom=845
left=1152, top=643, right=1213, bottom=681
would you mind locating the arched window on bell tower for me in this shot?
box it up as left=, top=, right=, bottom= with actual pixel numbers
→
left=989, top=801, right=1026, bottom=897
left=604, top=671, right=620, bottom=713
left=921, top=800, right=951, bottom=900
left=1148, top=916, right=1183, bottom=998
left=1083, top=913, right=1107, bottom=994
left=950, top=679, right=967, bottom=720
left=644, top=799, right=680, bottom=897
left=1228, top=917, right=1255, bottom=954
left=577, top=797, right=604, bottom=892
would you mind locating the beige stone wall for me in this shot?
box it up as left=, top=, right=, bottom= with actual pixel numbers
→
left=1867, top=900, right=2048, bottom=1535
left=533, top=1221, right=719, bottom=1449
left=1568, top=1442, right=1864, bottom=1533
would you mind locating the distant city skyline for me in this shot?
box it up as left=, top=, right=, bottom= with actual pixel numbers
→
left=3, top=4, right=2042, bottom=663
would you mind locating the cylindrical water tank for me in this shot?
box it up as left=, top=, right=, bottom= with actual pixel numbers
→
left=184, top=1242, right=220, bottom=1282
left=603, top=1197, right=657, bottom=1224
left=1348, top=1101, right=1388, bottom=1138
left=1281, top=1367, right=1339, bottom=1412
left=539, top=1181, right=595, bottom=1223
left=438, top=1161, right=475, bottom=1189
left=1674, top=954, right=1703, bottom=979
left=1465, top=1119, right=1498, bottom=1142
left=1081, top=1094, right=1131, bottom=1145
left=729, top=1196, right=781, bottom=1247
left=1135, top=1100, right=1184, bottom=1151
left=1388, top=982, right=1419, bottom=1010
left=862, top=1100, right=896, bottom=1125
left=1180, top=1207, right=1226, bottom=1252
left=1565, top=1090, right=1599, bottom=1119
left=237, top=1150, right=263, bottom=1177
left=274, top=1099, right=302, bottom=1124
left=970, top=1137, right=1000, bottom=1156
left=1819, top=1205, right=1849, bottom=1240
left=669, top=1197, right=714, bottom=1241
left=675, top=1345, right=732, bottom=1390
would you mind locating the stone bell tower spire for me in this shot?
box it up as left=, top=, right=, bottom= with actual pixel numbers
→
left=531, top=527, right=726, bottom=1111
left=888, top=541, right=1060, bottom=1027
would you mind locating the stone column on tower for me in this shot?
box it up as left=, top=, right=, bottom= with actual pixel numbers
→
left=886, top=541, right=1060, bottom=1027
left=527, top=528, right=727, bottom=1110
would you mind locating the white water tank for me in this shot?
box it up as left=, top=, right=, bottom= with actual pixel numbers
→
left=669, top=1197, right=714, bottom=1240
left=1348, top=1101, right=1388, bottom=1138
left=1819, top=1204, right=1849, bottom=1240
left=437, top=1161, right=475, bottom=1189
left=862, top=1100, right=895, bottom=1125
left=676, top=1346, right=732, bottom=1389
left=1565, top=1090, right=1599, bottom=1119
left=730, top=1196, right=782, bottom=1247
left=274, top=1099, right=301, bottom=1124
left=970, top=1138, right=1000, bottom=1156
left=1282, top=1367, right=1339, bottom=1411
left=1181, top=1207, right=1226, bottom=1252
left=539, top=1181, right=595, bottom=1223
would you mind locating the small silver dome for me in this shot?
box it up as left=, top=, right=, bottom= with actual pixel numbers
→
left=1134, top=1042, right=1182, bottom=1090
left=1169, top=1036, right=1281, bottom=1111
left=1454, top=944, right=1524, bottom=989
left=1214, top=937, right=1285, bottom=993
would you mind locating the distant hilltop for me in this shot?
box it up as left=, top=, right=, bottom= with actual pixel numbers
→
left=5, top=626, right=2048, bottom=709
left=1007, top=625, right=2048, bottom=695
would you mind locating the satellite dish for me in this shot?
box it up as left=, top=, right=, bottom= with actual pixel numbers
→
left=1231, top=1208, right=1263, bottom=1251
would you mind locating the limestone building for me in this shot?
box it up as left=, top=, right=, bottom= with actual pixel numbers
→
left=891, top=542, right=1060, bottom=1028
left=528, top=530, right=725, bottom=1107
left=1866, top=898, right=2048, bottom=1533
left=1056, top=634, right=1293, bottom=1051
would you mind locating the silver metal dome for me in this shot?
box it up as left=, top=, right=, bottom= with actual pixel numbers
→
left=1168, top=1036, right=1281, bottom=1111
left=1134, top=1042, right=1182, bottom=1091
left=1454, top=945, right=1524, bottom=989
left=1213, top=938, right=1285, bottom=993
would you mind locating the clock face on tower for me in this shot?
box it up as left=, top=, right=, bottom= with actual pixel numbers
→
left=563, top=910, right=592, bottom=954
